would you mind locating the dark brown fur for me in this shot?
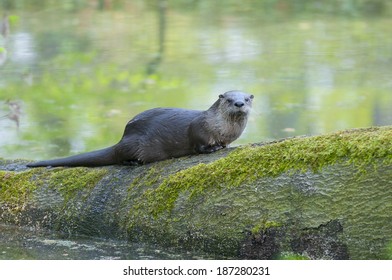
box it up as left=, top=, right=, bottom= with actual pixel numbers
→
left=27, top=90, right=253, bottom=167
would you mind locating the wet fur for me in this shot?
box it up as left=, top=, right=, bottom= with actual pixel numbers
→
left=27, top=90, right=253, bottom=167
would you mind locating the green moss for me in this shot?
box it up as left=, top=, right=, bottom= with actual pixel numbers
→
left=47, top=167, right=108, bottom=201
left=251, top=220, right=282, bottom=235
left=277, top=253, right=310, bottom=260
left=0, top=170, right=41, bottom=209
left=129, top=159, right=176, bottom=190
left=137, top=126, right=392, bottom=217
left=135, top=166, right=163, bottom=187
left=35, top=167, right=108, bottom=231
left=0, top=167, right=107, bottom=211
left=384, top=241, right=392, bottom=260
left=1, top=166, right=108, bottom=233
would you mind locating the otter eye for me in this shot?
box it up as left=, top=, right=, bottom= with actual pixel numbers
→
left=227, top=98, right=234, bottom=103
left=245, top=98, right=250, bottom=102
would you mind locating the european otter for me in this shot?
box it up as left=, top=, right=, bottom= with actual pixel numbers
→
left=27, top=90, right=253, bottom=167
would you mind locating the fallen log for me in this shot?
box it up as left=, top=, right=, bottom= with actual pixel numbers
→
left=1, top=126, right=391, bottom=259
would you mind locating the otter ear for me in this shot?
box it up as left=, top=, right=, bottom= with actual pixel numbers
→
left=219, top=94, right=225, bottom=99
left=250, top=95, right=254, bottom=99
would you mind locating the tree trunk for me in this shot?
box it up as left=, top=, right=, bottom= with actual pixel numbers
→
left=1, top=126, right=392, bottom=259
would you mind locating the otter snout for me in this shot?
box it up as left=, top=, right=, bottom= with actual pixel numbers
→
left=216, top=90, right=254, bottom=116
left=234, top=101, right=245, bottom=108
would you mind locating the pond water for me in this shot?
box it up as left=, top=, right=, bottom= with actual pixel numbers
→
left=0, top=223, right=219, bottom=260
left=0, top=0, right=391, bottom=160
left=1, top=0, right=392, bottom=260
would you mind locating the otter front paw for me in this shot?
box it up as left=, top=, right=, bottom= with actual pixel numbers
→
left=197, top=144, right=225, bottom=154
left=122, top=159, right=143, bottom=166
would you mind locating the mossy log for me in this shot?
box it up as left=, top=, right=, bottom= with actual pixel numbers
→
left=1, top=126, right=392, bottom=259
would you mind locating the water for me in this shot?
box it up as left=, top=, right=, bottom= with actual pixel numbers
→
left=0, top=1, right=391, bottom=160
left=0, top=223, right=217, bottom=260
left=1, top=0, right=392, bottom=260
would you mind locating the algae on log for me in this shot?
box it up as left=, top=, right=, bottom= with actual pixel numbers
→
left=0, top=126, right=392, bottom=259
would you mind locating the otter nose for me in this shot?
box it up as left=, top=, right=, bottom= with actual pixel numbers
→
left=234, top=101, right=244, bottom=108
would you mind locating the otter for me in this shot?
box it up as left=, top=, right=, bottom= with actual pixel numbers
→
left=27, top=90, right=253, bottom=167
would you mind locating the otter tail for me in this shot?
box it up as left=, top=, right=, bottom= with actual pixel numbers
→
left=26, top=147, right=117, bottom=168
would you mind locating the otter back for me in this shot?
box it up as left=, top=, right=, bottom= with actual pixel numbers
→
left=117, top=108, right=202, bottom=163
left=27, top=90, right=253, bottom=167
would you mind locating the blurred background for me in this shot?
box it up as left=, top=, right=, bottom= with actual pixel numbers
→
left=0, top=0, right=391, bottom=160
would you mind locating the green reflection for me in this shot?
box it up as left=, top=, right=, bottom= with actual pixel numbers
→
left=0, top=0, right=391, bottom=160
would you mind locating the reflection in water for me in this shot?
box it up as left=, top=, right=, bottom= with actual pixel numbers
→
left=0, top=100, right=21, bottom=128
left=0, top=0, right=392, bottom=261
left=0, top=14, right=9, bottom=67
left=146, top=0, right=166, bottom=75
left=0, top=1, right=391, bottom=160
left=200, top=26, right=261, bottom=64
left=1, top=14, right=9, bottom=38
left=9, top=32, right=36, bottom=64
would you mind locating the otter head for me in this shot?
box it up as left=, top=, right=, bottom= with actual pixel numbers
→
left=218, top=90, right=254, bottom=119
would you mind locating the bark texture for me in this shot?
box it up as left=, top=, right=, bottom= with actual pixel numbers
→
left=1, top=126, right=392, bottom=259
